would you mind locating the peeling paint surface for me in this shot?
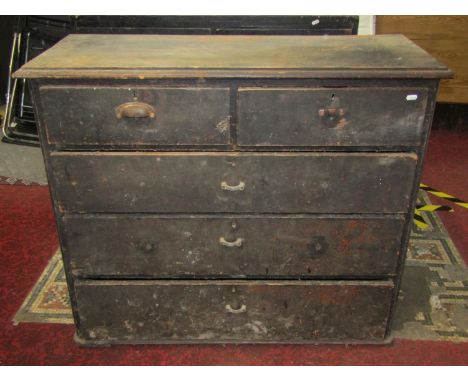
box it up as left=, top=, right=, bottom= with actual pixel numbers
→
left=216, top=116, right=230, bottom=134
left=75, top=280, right=393, bottom=342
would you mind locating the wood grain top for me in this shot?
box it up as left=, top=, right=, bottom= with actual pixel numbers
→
left=13, top=34, right=452, bottom=79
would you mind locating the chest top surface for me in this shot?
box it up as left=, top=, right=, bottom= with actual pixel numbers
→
left=13, top=34, right=451, bottom=79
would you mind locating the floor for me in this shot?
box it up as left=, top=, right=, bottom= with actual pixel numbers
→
left=0, top=139, right=46, bottom=184
left=420, top=130, right=468, bottom=261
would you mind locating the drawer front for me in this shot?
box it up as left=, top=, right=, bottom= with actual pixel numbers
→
left=39, top=86, right=231, bottom=146
left=50, top=152, right=417, bottom=213
left=75, top=280, right=394, bottom=343
left=64, top=215, right=404, bottom=277
left=237, top=87, right=428, bottom=147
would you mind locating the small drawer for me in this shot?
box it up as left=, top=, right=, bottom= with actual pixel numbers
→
left=75, top=280, right=394, bottom=343
left=64, top=215, right=404, bottom=278
left=237, top=87, right=428, bottom=147
left=50, top=152, right=417, bottom=214
left=39, top=86, right=231, bottom=147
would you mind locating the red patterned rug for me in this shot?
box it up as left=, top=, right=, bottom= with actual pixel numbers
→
left=0, top=175, right=47, bottom=186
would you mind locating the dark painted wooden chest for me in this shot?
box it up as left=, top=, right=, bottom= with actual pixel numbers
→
left=14, top=34, right=451, bottom=345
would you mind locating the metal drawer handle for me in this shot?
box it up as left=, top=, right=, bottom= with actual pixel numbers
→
left=115, top=102, right=155, bottom=119
left=220, top=181, right=245, bottom=191
left=225, top=304, right=247, bottom=314
left=219, top=237, right=244, bottom=247
left=318, top=107, right=346, bottom=117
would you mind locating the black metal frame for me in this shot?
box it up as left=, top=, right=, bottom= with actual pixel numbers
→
left=2, top=16, right=71, bottom=146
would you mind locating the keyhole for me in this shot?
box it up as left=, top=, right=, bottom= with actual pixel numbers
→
left=144, top=243, right=153, bottom=251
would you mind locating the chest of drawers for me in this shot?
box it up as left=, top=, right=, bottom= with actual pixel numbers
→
left=14, top=34, right=451, bottom=345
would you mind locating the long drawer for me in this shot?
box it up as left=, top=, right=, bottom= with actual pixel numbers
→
left=50, top=152, right=417, bottom=213
left=75, top=280, right=394, bottom=343
left=63, top=215, right=404, bottom=277
left=237, top=87, right=428, bottom=147
left=39, top=86, right=231, bottom=146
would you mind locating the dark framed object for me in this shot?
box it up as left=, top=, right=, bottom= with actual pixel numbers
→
left=14, top=34, right=451, bottom=344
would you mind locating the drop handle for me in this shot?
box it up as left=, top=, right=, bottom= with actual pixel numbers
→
left=115, top=101, right=155, bottom=119
left=318, top=107, right=346, bottom=117
left=219, top=237, right=244, bottom=247
left=225, top=304, right=247, bottom=314
left=220, top=181, right=245, bottom=191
